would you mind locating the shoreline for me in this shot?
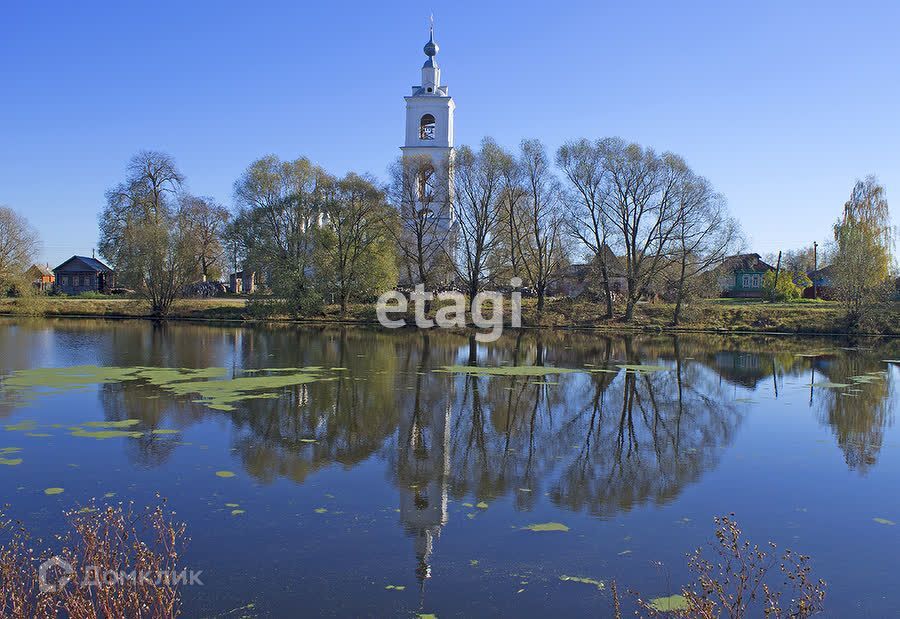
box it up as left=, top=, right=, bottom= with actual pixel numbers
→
left=2, top=297, right=898, bottom=338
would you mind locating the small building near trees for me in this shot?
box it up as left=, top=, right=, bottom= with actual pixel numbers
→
left=805, top=265, right=834, bottom=299
left=715, top=253, right=775, bottom=298
left=53, top=256, right=115, bottom=295
left=26, top=264, right=55, bottom=291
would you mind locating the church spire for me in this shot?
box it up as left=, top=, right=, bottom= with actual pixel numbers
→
left=423, top=15, right=439, bottom=62
left=421, top=16, right=440, bottom=90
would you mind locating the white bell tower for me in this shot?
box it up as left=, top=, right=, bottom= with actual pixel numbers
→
left=401, top=19, right=455, bottom=228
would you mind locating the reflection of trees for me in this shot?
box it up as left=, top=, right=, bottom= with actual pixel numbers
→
left=812, top=355, right=894, bottom=473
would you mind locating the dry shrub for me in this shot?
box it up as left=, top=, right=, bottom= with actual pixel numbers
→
left=0, top=499, right=186, bottom=619
left=634, top=514, right=826, bottom=618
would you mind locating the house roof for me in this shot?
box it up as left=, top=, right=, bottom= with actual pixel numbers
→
left=28, top=264, right=53, bottom=276
left=808, top=264, right=834, bottom=279
left=53, top=255, right=114, bottom=274
left=717, top=253, right=775, bottom=273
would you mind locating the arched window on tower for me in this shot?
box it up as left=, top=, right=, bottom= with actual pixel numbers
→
left=419, top=114, right=436, bottom=140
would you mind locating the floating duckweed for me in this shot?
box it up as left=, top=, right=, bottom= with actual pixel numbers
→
left=215, top=471, right=236, bottom=478
left=616, top=364, right=669, bottom=373
left=649, top=594, right=689, bottom=612
left=71, top=428, right=143, bottom=440
left=0, top=457, right=22, bottom=466
left=231, top=510, right=245, bottom=516
left=44, top=487, right=64, bottom=495
left=812, top=381, right=851, bottom=389
left=874, top=517, right=896, bottom=526
left=476, top=502, right=489, bottom=509
left=314, top=508, right=328, bottom=514
left=435, top=365, right=579, bottom=377
left=0, top=365, right=335, bottom=413
left=151, top=429, right=180, bottom=435
left=559, top=575, right=605, bottom=590
left=0, top=447, right=22, bottom=454
left=82, top=420, right=141, bottom=428
left=225, top=503, right=240, bottom=508
left=522, top=522, right=569, bottom=532
left=384, top=585, right=406, bottom=591
left=5, top=421, right=37, bottom=432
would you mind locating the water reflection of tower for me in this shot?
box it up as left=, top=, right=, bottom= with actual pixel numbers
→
left=398, top=396, right=451, bottom=585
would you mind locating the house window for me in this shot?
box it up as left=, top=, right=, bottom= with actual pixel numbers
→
left=61, top=276, right=68, bottom=286
left=419, top=114, right=436, bottom=140
left=742, top=274, right=751, bottom=288
left=751, top=274, right=761, bottom=288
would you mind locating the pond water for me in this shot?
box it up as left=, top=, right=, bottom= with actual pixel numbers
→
left=1, top=317, right=898, bottom=617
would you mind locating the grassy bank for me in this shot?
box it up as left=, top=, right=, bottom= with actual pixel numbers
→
left=3, top=295, right=898, bottom=335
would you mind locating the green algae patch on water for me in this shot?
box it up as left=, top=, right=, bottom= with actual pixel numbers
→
left=44, top=487, right=64, bottom=495
left=435, top=365, right=580, bottom=377
left=0, top=365, right=336, bottom=413
left=616, top=364, right=669, bottom=373
left=0, top=457, right=22, bottom=466
left=82, top=419, right=141, bottom=429
left=231, top=509, right=245, bottom=516
left=215, top=471, right=236, bottom=478
left=649, top=594, right=689, bottom=612
left=874, top=517, right=896, bottom=526
left=314, top=507, right=328, bottom=514
left=5, top=421, right=37, bottom=432
left=71, top=428, right=143, bottom=440
left=159, top=370, right=332, bottom=411
left=151, top=429, right=180, bottom=435
left=813, top=382, right=851, bottom=389
left=559, top=575, right=604, bottom=590
left=522, top=522, right=569, bottom=532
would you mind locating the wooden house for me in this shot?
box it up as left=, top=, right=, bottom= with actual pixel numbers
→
left=715, top=254, right=775, bottom=298
left=53, top=256, right=115, bottom=295
left=26, top=264, right=55, bottom=291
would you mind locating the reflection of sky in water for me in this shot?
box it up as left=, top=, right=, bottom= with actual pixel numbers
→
left=0, top=318, right=899, bottom=617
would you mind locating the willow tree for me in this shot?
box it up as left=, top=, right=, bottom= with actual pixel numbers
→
left=98, top=151, right=195, bottom=316
left=233, top=155, right=329, bottom=312
left=0, top=206, right=39, bottom=294
left=832, top=175, right=893, bottom=322
left=319, top=173, right=397, bottom=314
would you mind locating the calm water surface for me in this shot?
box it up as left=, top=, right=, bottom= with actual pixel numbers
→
left=1, top=318, right=899, bottom=617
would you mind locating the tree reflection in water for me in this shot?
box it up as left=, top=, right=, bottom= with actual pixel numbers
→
left=0, top=319, right=898, bottom=583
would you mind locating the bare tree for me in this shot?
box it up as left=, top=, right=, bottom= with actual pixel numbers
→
left=557, top=138, right=616, bottom=318
left=602, top=140, right=684, bottom=321
left=517, top=139, right=567, bottom=312
left=179, top=195, right=230, bottom=282
left=451, top=138, right=508, bottom=304
left=670, top=173, right=741, bottom=324
left=488, top=149, right=528, bottom=282
left=386, top=154, right=452, bottom=288
left=0, top=206, right=40, bottom=293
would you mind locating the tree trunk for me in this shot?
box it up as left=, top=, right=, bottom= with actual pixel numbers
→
left=599, top=263, right=613, bottom=319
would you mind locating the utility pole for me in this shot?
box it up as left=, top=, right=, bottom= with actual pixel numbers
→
left=771, top=251, right=782, bottom=303
left=812, top=241, right=818, bottom=299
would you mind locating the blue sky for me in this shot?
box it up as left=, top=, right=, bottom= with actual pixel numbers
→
left=3, top=0, right=899, bottom=267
